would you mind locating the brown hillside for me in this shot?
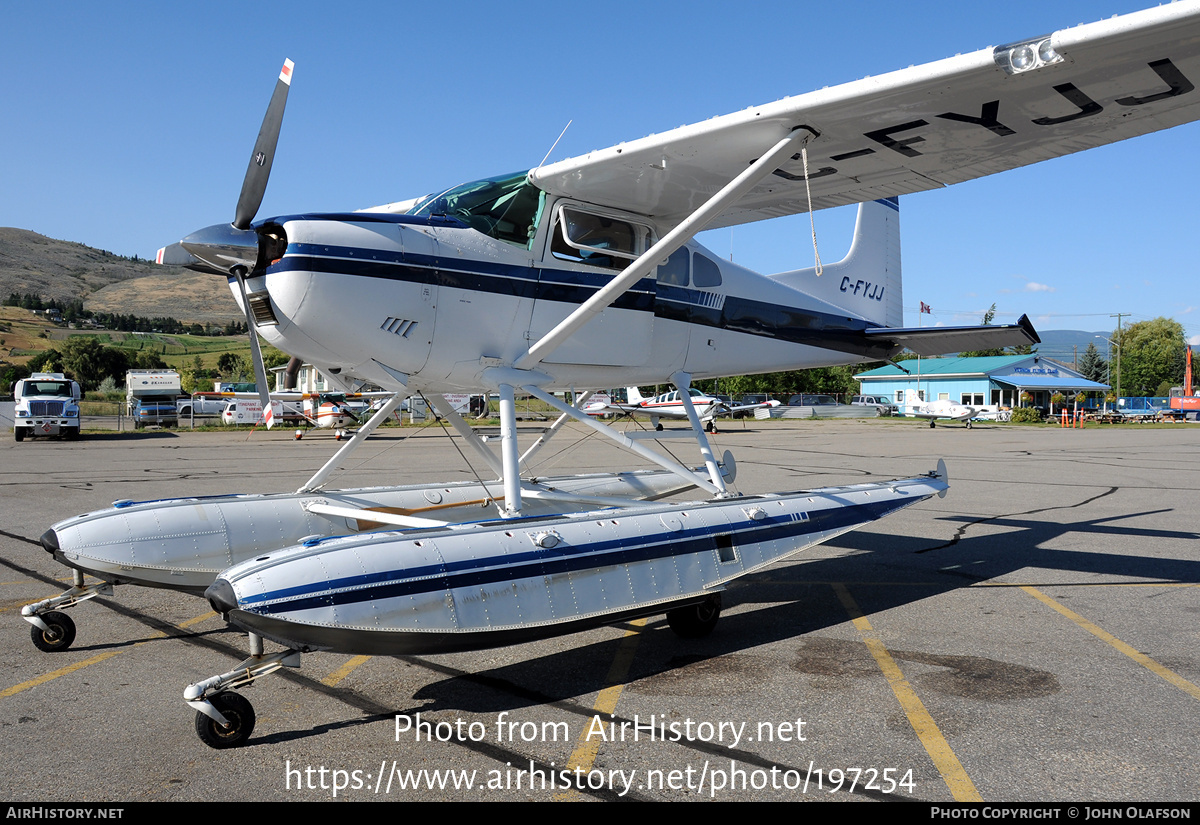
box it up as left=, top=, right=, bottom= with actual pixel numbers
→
left=0, top=227, right=240, bottom=324
left=0, top=227, right=152, bottom=299
left=86, top=271, right=241, bottom=324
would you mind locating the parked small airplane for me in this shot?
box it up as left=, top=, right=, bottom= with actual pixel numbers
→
left=583, top=387, right=780, bottom=432
left=27, top=2, right=1200, bottom=748
left=903, top=390, right=977, bottom=428
left=293, top=392, right=394, bottom=439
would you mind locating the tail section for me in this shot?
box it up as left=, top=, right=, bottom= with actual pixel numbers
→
left=626, top=386, right=646, bottom=404
left=768, top=197, right=903, bottom=328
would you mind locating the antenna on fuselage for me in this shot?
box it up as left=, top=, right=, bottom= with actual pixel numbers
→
left=536, top=120, right=573, bottom=171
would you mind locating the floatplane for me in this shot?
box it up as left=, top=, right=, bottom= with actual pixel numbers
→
left=583, top=387, right=780, bottom=432
left=25, top=2, right=1200, bottom=747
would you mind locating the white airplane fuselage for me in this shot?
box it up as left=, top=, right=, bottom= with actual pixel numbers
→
left=242, top=199, right=901, bottom=396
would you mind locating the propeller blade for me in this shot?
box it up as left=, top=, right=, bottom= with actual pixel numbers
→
left=234, top=275, right=276, bottom=429
left=234, top=59, right=293, bottom=230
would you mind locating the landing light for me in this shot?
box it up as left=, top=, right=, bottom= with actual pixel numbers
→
left=995, top=36, right=1064, bottom=75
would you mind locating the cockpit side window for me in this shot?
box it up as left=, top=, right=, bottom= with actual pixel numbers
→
left=550, top=205, right=650, bottom=270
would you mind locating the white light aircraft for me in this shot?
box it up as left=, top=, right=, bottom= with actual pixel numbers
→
left=196, top=387, right=392, bottom=437
left=583, top=386, right=780, bottom=432
left=903, top=390, right=977, bottom=428
left=290, top=391, right=393, bottom=439
left=26, top=3, right=1200, bottom=748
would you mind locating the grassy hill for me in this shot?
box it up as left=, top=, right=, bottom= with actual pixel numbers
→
left=1, top=305, right=260, bottom=374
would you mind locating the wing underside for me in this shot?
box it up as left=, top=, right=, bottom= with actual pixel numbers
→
left=530, top=3, right=1200, bottom=230
left=864, top=314, right=1041, bottom=358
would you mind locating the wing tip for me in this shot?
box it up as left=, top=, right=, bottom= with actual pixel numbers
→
left=1015, top=313, right=1042, bottom=345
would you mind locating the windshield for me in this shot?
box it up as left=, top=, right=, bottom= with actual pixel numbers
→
left=25, top=381, right=73, bottom=397
left=409, top=170, right=542, bottom=247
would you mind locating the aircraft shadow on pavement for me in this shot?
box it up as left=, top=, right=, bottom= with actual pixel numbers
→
left=396, top=508, right=1199, bottom=719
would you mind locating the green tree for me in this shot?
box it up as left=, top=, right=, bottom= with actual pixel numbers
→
left=1, top=363, right=32, bottom=393
left=217, top=352, right=248, bottom=379
left=130, top=350, right=167, bottom=371
left=27, top=348, right=64, bottom=375
left=262, top=345, right=290, bottom=371
left=1113, top=317, right=1186, bottom=397
left=59, top=337, right=131, bottom=390
left=1077, top=342, right=1107, bottom=385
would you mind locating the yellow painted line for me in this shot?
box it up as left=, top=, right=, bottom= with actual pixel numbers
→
left=982, top=581, right=1200, bottom=589
left=323, top=655, right=372, bottom=687
left=832, top=583, right=983, bottom=803
left=555, top=618, right=647, bottom=801
left=1020, top=585, right=1200, bottom=702
left=1, top=650, right=124, bottom=698
left=2, top=609, right=218, bottom=699
left=177, top=610, right=218, bottom=629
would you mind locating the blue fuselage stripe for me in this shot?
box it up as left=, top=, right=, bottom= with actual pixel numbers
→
left=268, top=242, right=886, bottom=356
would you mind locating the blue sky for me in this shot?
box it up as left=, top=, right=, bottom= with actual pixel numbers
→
left=2, top=0, right=1196, bottom=343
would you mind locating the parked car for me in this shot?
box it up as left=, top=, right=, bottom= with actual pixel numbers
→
left=850, top=394, right=899, bottom=416
left=177, top=392, right=230, bottom=418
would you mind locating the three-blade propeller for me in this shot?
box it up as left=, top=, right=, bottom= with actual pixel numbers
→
left=158, top=59, right=294, bottom=428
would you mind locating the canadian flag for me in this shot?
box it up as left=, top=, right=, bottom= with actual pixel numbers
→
left=920, top=301, right=931, bottom=314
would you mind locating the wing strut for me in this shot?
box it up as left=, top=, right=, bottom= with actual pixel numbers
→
left=297, top=393, right=407, bottom=493
left=515, top=127, right=817, bottom=371
left=519, top=391, right=593, bottom=468
left=425, top=393, right=505, bottom=478
left=670, top=371, right=726, bottom=495
left=517, top=384, right=725, bottom=498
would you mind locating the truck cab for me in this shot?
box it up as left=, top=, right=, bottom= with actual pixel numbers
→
left=13, top=373, right=82, bottom=441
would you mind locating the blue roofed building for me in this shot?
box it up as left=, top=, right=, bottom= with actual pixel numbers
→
left=854, top=355, right=1109, bottom=416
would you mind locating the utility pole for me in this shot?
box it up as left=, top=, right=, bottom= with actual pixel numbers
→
left=1110, top=313, right=1127, bottom=399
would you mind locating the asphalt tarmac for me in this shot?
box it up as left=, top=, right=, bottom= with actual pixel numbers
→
left=1, top=418, right=1197, bottom=802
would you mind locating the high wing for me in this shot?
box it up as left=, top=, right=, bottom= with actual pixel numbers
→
left=530, top=3, right=1200, bottom=230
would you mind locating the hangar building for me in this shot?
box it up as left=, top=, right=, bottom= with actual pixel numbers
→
left=854, top=354, right=1108, bottom=415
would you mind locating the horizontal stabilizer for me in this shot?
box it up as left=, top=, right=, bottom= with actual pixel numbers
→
left=864, top=314, right=1040, bottom=357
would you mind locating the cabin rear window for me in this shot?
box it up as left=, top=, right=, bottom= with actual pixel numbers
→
left=692, top=252, right=722, bottom=287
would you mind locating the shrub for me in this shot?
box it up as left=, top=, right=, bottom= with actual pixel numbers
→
left=1010, top=407, right=1043, bottom=423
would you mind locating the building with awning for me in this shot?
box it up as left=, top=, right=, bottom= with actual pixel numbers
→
left=855, top=355, right=1108, bottom=414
